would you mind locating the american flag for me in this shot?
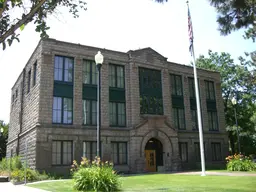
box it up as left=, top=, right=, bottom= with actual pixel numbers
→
left=188, top=5, right=194, bottom=56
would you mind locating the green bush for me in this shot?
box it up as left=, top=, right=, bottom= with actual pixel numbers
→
left=226, top=153, right=256, bottom=172
left=11, top=168, right=39, bottom=182
left=0, top=156, right=22, bottom=171
left=72, top=157, right=121, bottom=192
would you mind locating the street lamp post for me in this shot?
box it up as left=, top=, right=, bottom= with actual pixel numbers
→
left=231, top=97, right=241, bottom=154
left=95, top=51, right=104, bottom=158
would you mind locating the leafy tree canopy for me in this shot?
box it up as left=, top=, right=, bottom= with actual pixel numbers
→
left=0, top=0, right=87, bottom=50
left=209, top=0, right=256, bottom=42
left=0, top=120, right=8, bottom=160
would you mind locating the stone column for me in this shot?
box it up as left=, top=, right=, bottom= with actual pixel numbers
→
left=73, top=57, right=83, bottom=127
left=162, top=69, right=171, bottom=122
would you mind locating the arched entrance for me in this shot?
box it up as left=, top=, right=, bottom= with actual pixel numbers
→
left=145, top=138, right=163, bottom=172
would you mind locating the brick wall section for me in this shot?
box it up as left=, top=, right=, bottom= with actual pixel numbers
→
left=73, top=57, right=83, bottom=127
left=8, top=42, right=42, bottom=157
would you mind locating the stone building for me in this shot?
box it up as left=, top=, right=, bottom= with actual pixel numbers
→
left=7, top=38, right=228, bottom=175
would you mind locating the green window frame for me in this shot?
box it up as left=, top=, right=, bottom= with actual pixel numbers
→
left=111, top=142, right=127, bottom=165
left=109, top=102, right=126, bottom=126
left=194, top=142, right=206, bottom=161
left=173, top=108, right=185, bottom=130
left=191, top=109, right=198, bottom=130
left=170, top=74, right=183, bottom=96
left=83, top=100, right=97, bottom=125
left=27, top=69, right=31, bottom=93
left=83, top=60, right=97, bottom=85
left=33, top=61, right=37, bottom=87
left=109, top=64, right=125, bottom=88
left=205, top=80, right=215, bottom=100
left=179, top=142, right=188, bottom=162
left=52, top=140, right=73, bottom=165
left=83, top=141, right=102, bottom=160
left=52, top=97, right=73, bottom=124
left=208, top=111, right=218, bottom=131
left=54, top=56, right=74, bottom=83
left=139, top=67, right=163, bottom=115
left=211, top=142, right=221, bottom=161
left=188, top=77, right=195, bottom=98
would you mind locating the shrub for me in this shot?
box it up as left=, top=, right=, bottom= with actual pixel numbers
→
left=72, top=157, right=121, bottom=192
left=226, top=153, right=256, bottom=172
left=0, top=156, right=22, bottom=171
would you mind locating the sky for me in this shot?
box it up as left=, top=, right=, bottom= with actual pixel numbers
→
left=0, top=0, right=255, bottom=123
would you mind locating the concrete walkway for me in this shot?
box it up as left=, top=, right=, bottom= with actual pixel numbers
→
left=0, top=182, right=49, bottom=192
left=173, top=171, right=256, bottom=176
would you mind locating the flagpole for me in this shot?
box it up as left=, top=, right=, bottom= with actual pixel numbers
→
left=186, top=0, right=206, bottom=176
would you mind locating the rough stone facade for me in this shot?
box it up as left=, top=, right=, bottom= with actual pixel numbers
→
left=7, top=38, right=229, bottom=175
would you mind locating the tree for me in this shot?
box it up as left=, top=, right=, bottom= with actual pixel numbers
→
left=209, top=0, right=256, bottom=42
left=0, top=120, right=8, bottom=160
left=196, top=50, right=256, bottom=154
left=0, top=0, right=87, bottom=50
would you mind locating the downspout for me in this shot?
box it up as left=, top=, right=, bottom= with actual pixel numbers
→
left=17, top=68, right=26, bottom=155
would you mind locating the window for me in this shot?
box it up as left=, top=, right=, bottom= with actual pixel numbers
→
left=170, top=74, right=183, bottom=96
left=211, top=142, right=221, bottom=161
left=179, top=142, right=188, bottom=162
left=111, top=142, right=127, bottom=165
left=83, top=100, right=97, bottom=125
left=83, top=60, right=97, bottom=85
left=33, top=62, right=37, bottom=86
left=52, top=141, right=73, bottom=165
left=208, top=111, right=218, bottom=131
left=109, top=102, right=126, bottom=126
left=27, top=70, right=31, bottom=93
left=139, top=67, right=163, bottom=115
left=54, top=56, right=73, bottom=82
left=205, top=81, right=215, bottom=100
left=52, top=97, right=73, bottom=124
left=109, top=64, right=124, bottom=88
left=191, top=109, right=198, bottom=130
left=15, top=89, right=18, bottom=99
left=83, top=141, right=102, bottom=160
left=173, top=108, right=185, bottom=130
left=12, top=94, right=15, bottom=103
left=194, top=142, right=206, bottom=161
left=188, top=78, right=195, bottom=98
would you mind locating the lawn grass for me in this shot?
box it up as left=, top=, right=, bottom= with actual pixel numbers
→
left=28, top=174, right=256, bottom=192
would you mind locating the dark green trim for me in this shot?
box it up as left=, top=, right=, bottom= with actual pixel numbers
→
left=139, top=67, right=163, bottom=115
left=170, top=74, right=183, bottom=96
left=52, top=96, right=73, bottom=125
left=111, top=142, right=128, bottom=165
left=54, top=55, right=74, bottom=83
left=109, top=64, right=125, bottom=88
left=208, top=110, right=219, bottom=131
left=109, top=88, right=125, bottom=102
left=173, top=107, right=186, bottom=130
left=83, top=141, right=102, bottom=159
left=206, top=100, right=217, bottom=110
left=54, top=82, right=73, bottom=98
left=83, top=99, right=97, bottom=126
left=83, top=84, right=97, bottom=100
left=52, top=140, right=73, bottom=166
left=109, top=101, right=126, bottom=127
left=204, top=80, right=216, bottom=101
left=172, top=95, right=184, bottom=108
left=83, top=59, right=97, bottom=85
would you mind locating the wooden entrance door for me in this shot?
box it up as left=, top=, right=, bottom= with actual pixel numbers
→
left=145, top=150, right=156, bottom=172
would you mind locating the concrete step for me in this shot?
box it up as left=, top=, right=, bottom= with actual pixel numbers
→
left=0, top=176, right=9, bottom=182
